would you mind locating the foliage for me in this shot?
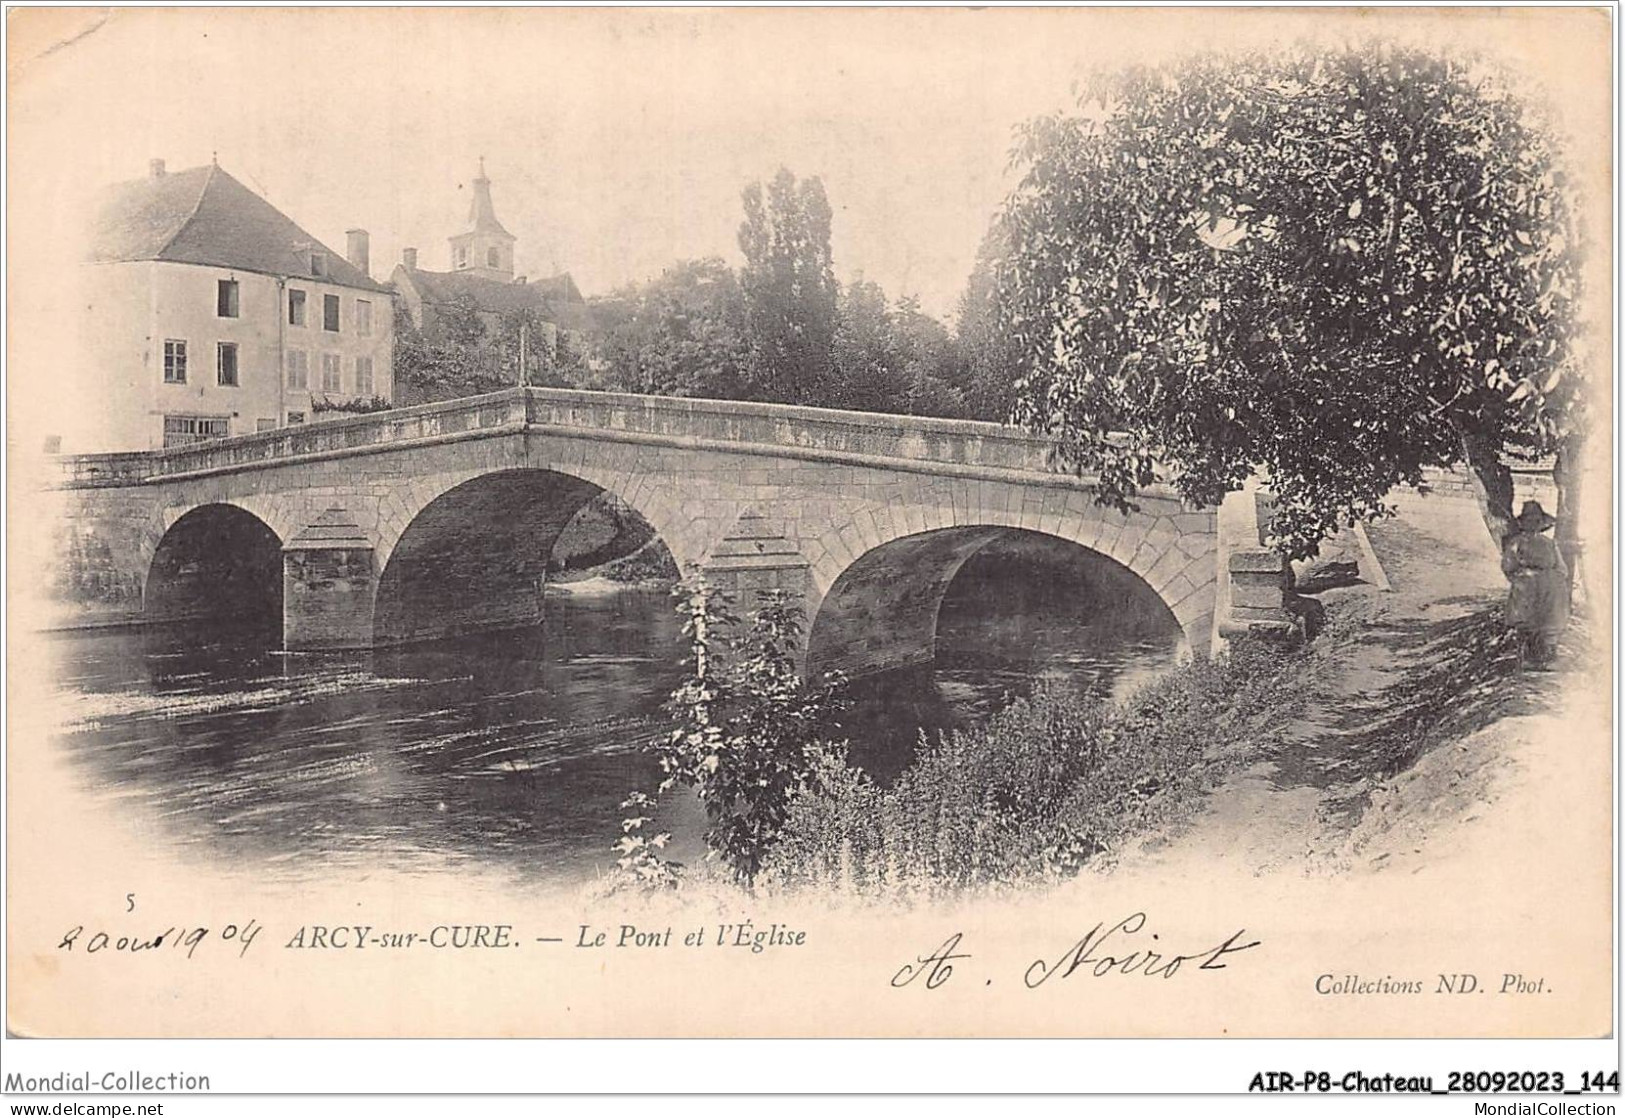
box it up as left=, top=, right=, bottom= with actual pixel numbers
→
left=608, top=790, right=684, bottom=893
left=827, top=278, right=911, bottom=412
left=649, top=579, right=846, bottom=885
left=596, top=258, right=750, bottom=398
left=738, top=168, right=840, bottom=405
left=761, top=639, right=1305, bottom=896
left=953, top=227, right=1024, bottom=422
left=393, top=296, right=587, bottom=402
left=597, top=539, right=680, bottom=583
left=591, top=177, right=980, bottom=420
left=997, top=45, right=1582, bottom=557
left=391, top=300, right=508, bottom=402
left=550, top=328, right=596, bottom=389
left=309, top=394, right=394, bottom=414
left=489, top=304, right=557, bottom=387
left=826, top=280, right=970, bottom=417
left=549, top=492, right=658, bottom=575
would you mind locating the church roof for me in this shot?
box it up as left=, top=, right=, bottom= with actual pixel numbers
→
left=402, top=268, right=585, bottom=313
left=89, top=163, right=388, bottom=292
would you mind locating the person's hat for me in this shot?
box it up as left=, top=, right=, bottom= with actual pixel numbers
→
left=1515, top=500, right=1557, bottom=532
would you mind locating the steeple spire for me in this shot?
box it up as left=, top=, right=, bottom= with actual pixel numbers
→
left=466, top=159, right=511, bottom=238
left=448, top=159, right=517, bottom=280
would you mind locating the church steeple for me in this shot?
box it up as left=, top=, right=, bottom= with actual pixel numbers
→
left=449, top=157, right=517, bottom=281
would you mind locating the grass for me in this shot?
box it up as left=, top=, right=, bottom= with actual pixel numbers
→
left=757, top=637, right=1314, bottom=899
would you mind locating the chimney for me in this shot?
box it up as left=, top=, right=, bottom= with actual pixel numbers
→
left=149, top=158, right=166, bottom=179
left=345, top=229, right=371, bottom=278
left=402, top=246, right=418, bottom=271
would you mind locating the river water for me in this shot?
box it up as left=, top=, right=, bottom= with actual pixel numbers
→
left=44, top=539, right=1182, bottom=886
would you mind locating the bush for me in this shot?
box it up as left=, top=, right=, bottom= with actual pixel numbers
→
left=613, top=579, right=846, bottom=890
left=760, top=638, right=1304, bottom=896
left=309, top=394, right=394, bottom=415
left=598, top=539, right=679, bottom=583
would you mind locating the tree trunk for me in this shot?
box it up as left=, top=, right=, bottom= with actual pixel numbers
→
left=1453, top=416, right=1515, bottom=562
left=1553, top=437, right=1583, bottom=598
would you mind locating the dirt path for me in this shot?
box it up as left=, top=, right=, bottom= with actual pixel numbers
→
left=1108, top=505, right=1594, bottom=879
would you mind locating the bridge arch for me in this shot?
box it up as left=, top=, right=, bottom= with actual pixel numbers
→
left=371, top=466, right=688, bottom=646
left=143, top=502, right=285, bottom=626
left=802, top=486, right=1216, bottom=680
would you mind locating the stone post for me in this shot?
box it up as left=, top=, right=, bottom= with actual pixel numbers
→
left=1214, top=484, right=1298, bottom=646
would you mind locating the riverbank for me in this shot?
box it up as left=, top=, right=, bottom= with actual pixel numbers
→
left=1104, top=506, right=1603, bottom=881
left=646, top=505, right=1603, bottom=902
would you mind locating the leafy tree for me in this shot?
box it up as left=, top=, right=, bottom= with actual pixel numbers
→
left=826, top=279, right=968, bottom=417
left=597, top=258, right=750, bottom=398
left=583, top=171, right=972, bottom=419
left=391, top=300, right=508, bottom=404
left=652, top=579, right=845, bottom=885
left=953, top=228, right=1024, bottom=422
left=394, top=294, right=590, bottom=400
left=998, top=45, right=1583, bottom=558
left=738, top=168, right=839, bottom=405
left=828, top=278, right=913, bottom=412
left=490, top=305, right=550, bottom=387
left=550, top=328, right=596, bottom=388
left=436, top=293, right=489, bottom=352
left=890, top=294, right=970, bottom=418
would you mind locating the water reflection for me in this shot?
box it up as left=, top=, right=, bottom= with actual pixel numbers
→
left=50, top=587, right=687, bottom=884
left=840, top=536, right=1183, bottom=780
left=48, top=537, right=1183, bottom=884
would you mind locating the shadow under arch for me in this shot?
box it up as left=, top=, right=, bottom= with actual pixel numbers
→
left=372, top=468, right=676, bottom=647
left=805, top=526, right=1184, bottom=682
left=144, top=503, right=284, bottom=627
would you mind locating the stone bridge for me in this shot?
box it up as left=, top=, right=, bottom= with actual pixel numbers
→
left=45, top=387, right=1234, bottom=679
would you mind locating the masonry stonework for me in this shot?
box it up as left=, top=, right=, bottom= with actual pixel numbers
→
left=46, top=388, right=1224, bottom=678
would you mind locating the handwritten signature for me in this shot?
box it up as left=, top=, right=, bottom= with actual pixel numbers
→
left=891, top=913, right=1260, bottom=990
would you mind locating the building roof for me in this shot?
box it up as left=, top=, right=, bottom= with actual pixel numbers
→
left=401, top=267, right=585, bottom=314
left=89, top=163, right=388, bottom=292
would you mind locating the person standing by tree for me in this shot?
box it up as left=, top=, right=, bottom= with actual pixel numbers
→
left=1501, top=500, right=1570, bottom=669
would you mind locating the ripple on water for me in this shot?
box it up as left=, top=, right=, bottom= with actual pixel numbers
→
left=48, top=563, right=1182, bottom=883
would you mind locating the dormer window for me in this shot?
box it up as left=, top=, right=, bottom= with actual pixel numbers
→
left=310, top=251, right=327, bottom=277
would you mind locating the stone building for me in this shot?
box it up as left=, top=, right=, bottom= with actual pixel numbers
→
left=389, top=161, right=589, bottom=400
left=76, top=159, right=394, bottom=452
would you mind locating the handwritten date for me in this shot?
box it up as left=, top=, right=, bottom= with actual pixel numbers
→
left=58, top=918, right=262, bottom=960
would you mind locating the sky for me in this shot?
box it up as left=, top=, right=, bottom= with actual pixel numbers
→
left=11, top=7, right=1104, bottom=322
left=9, top=7, right=1608, bottom=325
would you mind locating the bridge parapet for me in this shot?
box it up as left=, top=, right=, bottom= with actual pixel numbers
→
left=50, top=387, right=1182, bottom=497
left=54, top=393, right=529, bottom=487
left=53, top=451, right=155, bottom=487
left=523, top=388, right=1063, bottom=474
